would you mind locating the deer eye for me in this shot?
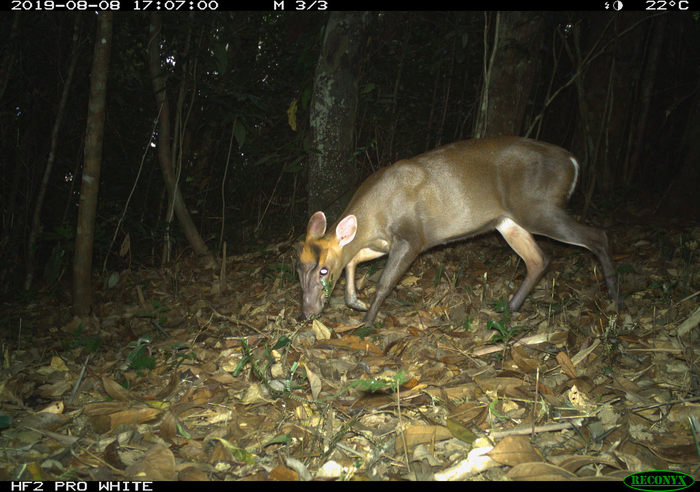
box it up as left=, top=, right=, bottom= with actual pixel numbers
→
left=319, top=267, right=328, bottom=277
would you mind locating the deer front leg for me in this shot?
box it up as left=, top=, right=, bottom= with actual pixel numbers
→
left=345, top=258, right=369, bottom=311
left=363, top=238, right=421, bottom=328
left=344, top=247, right=387, bottom=312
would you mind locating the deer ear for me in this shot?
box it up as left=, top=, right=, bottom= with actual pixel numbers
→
left=336, top=215, right=357, bottom=248
left=307, top=211, right=327, bottom=238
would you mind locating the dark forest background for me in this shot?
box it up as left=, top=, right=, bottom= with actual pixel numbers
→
left=1, top=11, right=698, bottom=313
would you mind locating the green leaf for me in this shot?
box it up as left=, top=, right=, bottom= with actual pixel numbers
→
left=264, top=433, right=291, bottom=447
left=234, top=120, right=246, bottom=148
left=271, top=336, right=291, bottom=350
left=231, top=447, right=255, bottom=465
left=487, top=320, right=505, bottom=334
left=211, top=42, right=228, bottom=74
left=446, top=419, right=477, bottom=444
left=361, top=82, right=376, bottom=94
left=283, top=155, right=304, bottom=173
left=0, top=415, right=13, bottom=429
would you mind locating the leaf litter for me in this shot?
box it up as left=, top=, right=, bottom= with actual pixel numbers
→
left=1, top=220, right=699, bottom=481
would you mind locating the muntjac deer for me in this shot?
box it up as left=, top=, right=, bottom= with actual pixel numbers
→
left=297, top=137, right=620, bottom=328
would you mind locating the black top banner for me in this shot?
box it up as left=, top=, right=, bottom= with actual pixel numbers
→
left=6, top=1, right=697, bottom=12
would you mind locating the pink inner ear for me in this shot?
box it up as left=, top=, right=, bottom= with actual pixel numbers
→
left=336, top=215, right=357, bottom=247
left=307, top=211, right=327, bottom=237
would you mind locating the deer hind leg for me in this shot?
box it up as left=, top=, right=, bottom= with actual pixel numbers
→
left=495, top=217, right=551, bottom=311
left=523, top=208, right=620, bottom=306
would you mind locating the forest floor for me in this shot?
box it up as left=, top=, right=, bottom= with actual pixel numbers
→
left=1, top=213, right=699, bottom=482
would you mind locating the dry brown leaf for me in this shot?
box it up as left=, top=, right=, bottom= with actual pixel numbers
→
left=103, top=440, right=127, bottom=471
left=125, top=444, right=177, bottom=481
left=178, top=466, right=210, bottom=481
left=39, top=401, right=64, bottom=414
left=554, top=455, right=620, bottom=474
left=19, top=411, right=66, bottom=430
left=240, top=382, right=266, bottom=405
left=209, top=441, right=234, bottom=463
left=401, top=275, right=420, bottom=286
left=90, top=407, right=162, bottom=433
left=536, top=383, right=554, bottom=396
left=511, top=346, right=540, bottom=373
left=574, top=337, right=601, bottom=364
left=304, top=362, right=322, bottom=401
left=569, top=377, right=594, bottom=393
left=39, top=379, right=73, bottom=399
left=556, top=351, right=577, bottom=379
left=0, top=379, right=23, bottom=406
left=646, top=443, right=699, bottom=463
left=395, top=425, right=453, bottom=454
left=82, top=401, right=128, bottom=416
left=318, top=336, right=383, bottom=356
left=473, top=376, right=525, bottom=392
left=449, top=401, right=487, bottom=426
left=488, top=435, right=543, bottom=466
left=268, top=465, right=299, bottom=481
left=159, top=411, right=179, bottom=444
left=186, top=386, right=216, bottom=406
left=676, top=306, right=700, bottom=336
left=102, top=377, right=136, bottom=402
left=312, top=319, right=331, bottom=340
left=153, top=370, right=179, bottom=400
left=568, top=385, right=596, bottom=412
left=612, top=375, right=642, bottom=394
left=49, top=356, right=69, bottom=372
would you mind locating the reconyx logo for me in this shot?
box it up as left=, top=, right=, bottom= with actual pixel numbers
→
left=624, top=470, right=695, bottom=492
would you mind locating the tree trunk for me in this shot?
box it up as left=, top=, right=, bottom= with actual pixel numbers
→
left=148, top=12, right=215, bottom=268
left=574, top=12, right=649, bottom=197
left=73, top=12, right=112, bottom=316
left=0, top=12, right=20, bottom=102
left=307, top=11, right=371, bottom=223
left=474, top=12, right=544, bottom=139
left=624, top=15, right=666, bottom=187
left=657, top=90, right=700, bottom=220
left=25, top=15, right=81, bottom=291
